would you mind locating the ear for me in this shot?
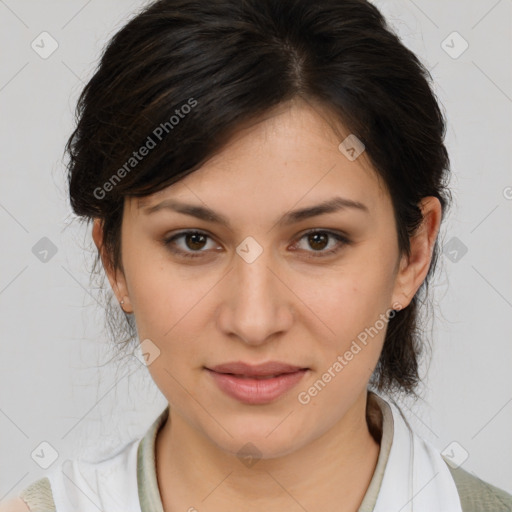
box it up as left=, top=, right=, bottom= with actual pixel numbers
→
left=391, top=196, right=442, bottom=310
left=92, top=218, right=132, bottom=313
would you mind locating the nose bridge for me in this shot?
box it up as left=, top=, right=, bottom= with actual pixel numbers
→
left=234, top=234, right=274, bottom=293
left=220, top=237, right=291, bottom=345
left=237, top=245, right=274, bottom=303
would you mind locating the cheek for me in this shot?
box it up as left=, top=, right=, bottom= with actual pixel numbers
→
left=294, top=267, right=395, bottom=409
left=124, top=252, right=222, bottom=374
left=122, top=238, right=203, bottom=335
left=131, top=274, right=210, bottom=344
left=307, top=257, right=397, bottom=339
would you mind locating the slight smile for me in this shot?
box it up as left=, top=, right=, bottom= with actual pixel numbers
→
left=204, top=361, right=310, bottom=405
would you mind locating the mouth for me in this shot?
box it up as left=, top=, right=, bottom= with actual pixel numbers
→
left=204, top=361, right=309, bottom=405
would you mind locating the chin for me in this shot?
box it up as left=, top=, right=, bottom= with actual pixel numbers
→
left=205, top=416, right=313, bottom=462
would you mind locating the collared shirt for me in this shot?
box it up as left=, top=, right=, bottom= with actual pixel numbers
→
left=17, top=392, right=512, bottom=511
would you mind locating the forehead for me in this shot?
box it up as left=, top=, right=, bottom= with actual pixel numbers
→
left=131, top=100, right=390, bottom=221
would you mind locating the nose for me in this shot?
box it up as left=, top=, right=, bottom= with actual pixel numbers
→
left=216, top=245, right=294, bottom=347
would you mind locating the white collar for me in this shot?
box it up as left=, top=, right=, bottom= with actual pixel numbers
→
left=372, top=394, right=463, bottom=512
left=45, top=393, right=462, bottom=512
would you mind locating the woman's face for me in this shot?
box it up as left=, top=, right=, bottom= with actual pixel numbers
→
left=95, top=99, right=437, bottom=459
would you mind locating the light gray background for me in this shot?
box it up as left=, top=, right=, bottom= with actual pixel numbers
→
left=1, top=0, right=511, bottom=501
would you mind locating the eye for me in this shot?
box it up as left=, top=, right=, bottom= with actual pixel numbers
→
left=162, top=230, right=220, bottom=259
left=162, top=229, right=350, bottom=260
left=292, top=229, right=350, bottom=258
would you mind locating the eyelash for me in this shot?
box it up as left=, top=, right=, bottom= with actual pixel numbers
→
left=162, top=229, right=350, bottom=260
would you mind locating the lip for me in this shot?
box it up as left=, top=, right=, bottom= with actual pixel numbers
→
left=209, top=361, right=306, bottom=377
left=205, top=361, right=309, bottom=405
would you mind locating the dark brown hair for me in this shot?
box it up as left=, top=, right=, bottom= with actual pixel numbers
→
left=66, top=0, right=451, bottom=395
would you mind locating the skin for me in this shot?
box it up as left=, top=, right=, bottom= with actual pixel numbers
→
left=0, top=498, right=30, bottom=512
left=92, top=97, right=441, bottom=512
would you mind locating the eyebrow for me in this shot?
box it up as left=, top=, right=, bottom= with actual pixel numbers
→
left=140, top=196, right=369, bottom=228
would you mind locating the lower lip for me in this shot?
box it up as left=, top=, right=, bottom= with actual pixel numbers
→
left=206, top=369, right=308, bottom=405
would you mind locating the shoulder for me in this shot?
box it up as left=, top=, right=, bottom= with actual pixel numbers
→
left=0, top=497, right=31, bottom=512
left=446, top=462, right=512, bottom=511
left=0, top=476, right=54, bottom=512
left=8, top=438, right=142, bottom=512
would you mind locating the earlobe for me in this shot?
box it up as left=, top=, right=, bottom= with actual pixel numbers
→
left=391, top=196, right=442, bottom=309
left=92, top=218, right=132, bottom=312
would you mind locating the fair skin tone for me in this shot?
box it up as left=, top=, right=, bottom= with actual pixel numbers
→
left=1, top=99, right=440, bottom=512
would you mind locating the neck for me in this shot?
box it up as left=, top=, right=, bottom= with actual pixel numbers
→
left=156, top=389, right=382, bottom=512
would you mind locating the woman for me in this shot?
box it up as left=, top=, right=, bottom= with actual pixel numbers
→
left=3, top=0, right=511, bottom=510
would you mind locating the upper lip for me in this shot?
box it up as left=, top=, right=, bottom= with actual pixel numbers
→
left=207, top=361, right=308, bottom=377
